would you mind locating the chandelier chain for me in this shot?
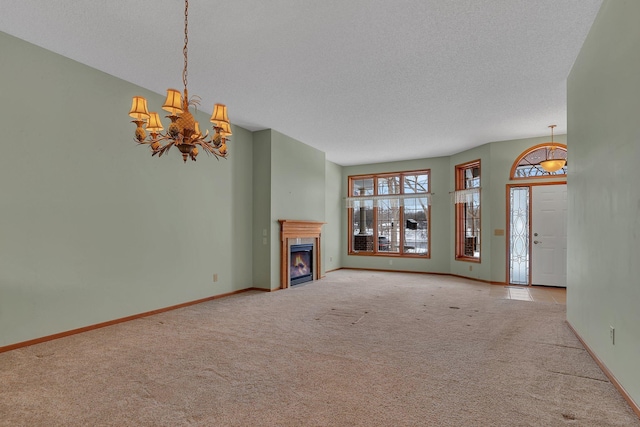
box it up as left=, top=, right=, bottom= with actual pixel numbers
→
left=183, top=0, right=189, bottom=93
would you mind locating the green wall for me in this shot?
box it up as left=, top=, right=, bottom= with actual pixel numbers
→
left=324, top=161, right=344, bottom=273
left=449, top=144, right=493, bottom=280
left=340, top=135, right=566, bottom=283
left=567, top=0, right=640, bottom=405
left=251, top=130, right=272, bottom=289
left=341, top=157, right=451, bottom=274
left=250, top=130, right=328, bottom=290
left=0, top=31, right=334, bottom=347
left=0, top=31, right=254, bottom=347
left=483, top=134, right=567, bottom=283
left=9, top=12, right=637, bottom=411
left=0, top=26, right=579, bottom=350
left=230, top=124, right=255, bottom=292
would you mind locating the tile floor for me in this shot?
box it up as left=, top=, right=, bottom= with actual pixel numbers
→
left=489, top=285, right=566, bottom=304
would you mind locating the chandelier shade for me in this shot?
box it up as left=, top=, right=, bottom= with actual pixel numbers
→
left=162, top=89, right=183, bottom=115
left=145, top=112, right=164, bottom=133
left=217, top=121, right=232, bottom=136
left=210, top=104, right=230, bottom=125
left=128, top=0, right=231, bottom=163
left=129, top=96, right=150, bottom=120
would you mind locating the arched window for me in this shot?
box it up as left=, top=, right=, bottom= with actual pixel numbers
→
left=510, top=143, right=567, bottom=179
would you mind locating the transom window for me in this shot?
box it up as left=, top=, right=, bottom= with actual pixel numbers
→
left=455, top=160, right=481, bottom=261
left=347, top=170, right=430, bottom=257
left=511, top=143, right=567, bottom=179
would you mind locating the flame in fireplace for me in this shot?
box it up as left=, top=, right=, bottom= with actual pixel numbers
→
left=291, top=253, right=310, bottom=278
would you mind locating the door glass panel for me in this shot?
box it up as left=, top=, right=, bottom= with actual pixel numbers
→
left=510, top=187, right=529, bottom=285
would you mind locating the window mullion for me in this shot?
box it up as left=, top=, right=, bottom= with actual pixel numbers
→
left=373, top=198, right=379, bottom=253
left=399, top=206, right=405, bottom=254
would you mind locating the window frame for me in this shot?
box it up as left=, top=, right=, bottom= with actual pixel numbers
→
left=347, top=169, right=431, bottom=258
left=455, top=160, right=481, bottom=262
left=510, top=143, right=568, bottom=179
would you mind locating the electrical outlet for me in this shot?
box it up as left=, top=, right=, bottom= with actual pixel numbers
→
left=213, top=274, right=218, bottom=283
left=389, top=260, right=393, bottom=265
left=610, top=326, right=615, bottom=345
left=330, top=257, right=333, bottom=262
left=469, top=265, right=473, bottom=271
left=263, top=237, right=267, bottom=245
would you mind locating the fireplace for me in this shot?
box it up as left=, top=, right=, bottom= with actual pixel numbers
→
left=290, top=244, right=313, bottom=286
left=278, top=220, right=325, bottom=289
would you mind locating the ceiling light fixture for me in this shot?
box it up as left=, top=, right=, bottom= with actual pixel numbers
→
left=128, top=0, right=231, bottom=163
left=539, top=125, right=566, bottom=173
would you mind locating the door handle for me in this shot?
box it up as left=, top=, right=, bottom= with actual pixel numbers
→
left=534, top=240, right=540, bottom=244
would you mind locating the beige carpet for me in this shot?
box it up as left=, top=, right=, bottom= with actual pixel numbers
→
left=1, top=270, right=638, bottom=426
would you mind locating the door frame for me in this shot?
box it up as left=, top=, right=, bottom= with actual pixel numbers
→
left=505, top=180, right=567, bottom=286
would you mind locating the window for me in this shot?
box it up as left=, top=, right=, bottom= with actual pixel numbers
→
left=347, top=170, right=430, bottom=257
left=510, top=143, right=567, bottom=179
left=455, top=160, right=480, bottom=261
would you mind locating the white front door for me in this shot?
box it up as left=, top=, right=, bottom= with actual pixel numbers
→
left=531, top=184, right=567, bottom=287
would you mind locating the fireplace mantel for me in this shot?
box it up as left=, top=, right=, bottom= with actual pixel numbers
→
left=278, top=220, right=325, bottom=289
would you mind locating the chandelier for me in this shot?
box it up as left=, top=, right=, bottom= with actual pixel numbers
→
left=539, top=125, right=566, bottom=173
left=128, top=0, right=231, bottom=163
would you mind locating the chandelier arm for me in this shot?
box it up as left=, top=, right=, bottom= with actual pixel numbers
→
left=156, top=141, right=176, bottom=157
left=198, top=141, right=215, bottom=154
left=152, top=134, right=172, bottom=143
left=201, top=149, right=220, bottom=160
left=198, top=142, right=224, bottom=160
left=137, top=134, right=171, bottom=147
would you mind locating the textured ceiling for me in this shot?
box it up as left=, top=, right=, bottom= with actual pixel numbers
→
left=0, top=0, right=602, bottom=166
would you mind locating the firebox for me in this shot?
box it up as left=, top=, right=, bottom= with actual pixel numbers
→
left=290, top=244, right=313, bottom=286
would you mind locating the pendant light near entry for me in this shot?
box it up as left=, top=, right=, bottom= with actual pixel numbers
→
left=539, top=125, right=566, bottom=173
